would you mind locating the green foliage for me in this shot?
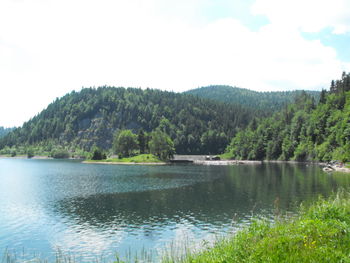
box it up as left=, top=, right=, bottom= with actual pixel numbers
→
left=294, top=142, right=309, bottom=161
left=331, top=146, right=350, bottom=163
left=91, top=146, right=107, bottom=160
left=113, top=130, right=138, bottom=158
left=50, top=148, right=70, bottom=159
left=87, top=154, right=163, bottom=163
left=0, top=146, right=10, bottom=155
left=185, top=85, right=320, bottom=114
left=319, top=89, right=327, bottom=104
left=225, top=72, right=350, bottom=162
left=0, top=86, right=256, bottom=155
left=200, top=130, right=228, bottom=154
left=27, top=147, right=34, bottom=158
left=149, top=129, right=175, bottom=160
left=0, top=145, right=50, bottom=157
left=164, top=191, right=350, bottom=263
left=0, top=126, right=14, bottom=138
left=137, top=129, right=147, bottom=154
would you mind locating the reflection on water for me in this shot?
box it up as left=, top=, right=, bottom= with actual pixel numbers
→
left=0, top=159, right=350, bottom=261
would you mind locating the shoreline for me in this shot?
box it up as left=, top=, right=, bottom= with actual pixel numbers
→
left=194, top=159, right=350, bottom=173
left=193, top=159, right=324, bottom=166
left=193, top=160, right=262, bottom=165
left=81, top=159, right=323, bottom=167
left=332, top=167, right=350, bottom=173
left=0, top=155, right=53, bottom=159
left=82, top=160, right=167, bottom=165
left=2, top=156, right=348, bottom=172
left=0, top=155, right=84, bottom=160
left=321, top=163, right=350, bottom=173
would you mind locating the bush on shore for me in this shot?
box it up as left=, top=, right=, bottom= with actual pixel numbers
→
left=50, top=148, right=70, bottom=159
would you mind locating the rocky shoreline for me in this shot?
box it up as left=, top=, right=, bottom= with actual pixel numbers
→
left=193, top=160, right=262, bottom=165
left=321, top=161, right=350, bottom=173
left=2, top=155, right=349, bottom=173
left=194, top=159, right=350, bottom=174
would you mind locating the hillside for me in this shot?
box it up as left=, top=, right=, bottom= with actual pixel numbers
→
left=224, top=72, right=350, bottom=162
left=0, top=87, right=256, bottom=155
left=185, top=85, right=320, bottom=113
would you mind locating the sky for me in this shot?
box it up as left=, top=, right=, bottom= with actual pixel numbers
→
left=1, top=0, right=350, bottom=127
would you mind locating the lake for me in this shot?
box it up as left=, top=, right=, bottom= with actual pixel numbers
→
left=0, top=159, right=350, bottom=262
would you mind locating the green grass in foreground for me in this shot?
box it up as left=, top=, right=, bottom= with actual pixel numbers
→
left=163, top=190, right=350, bottom=263
left=87, top=154, right=164, bottom=163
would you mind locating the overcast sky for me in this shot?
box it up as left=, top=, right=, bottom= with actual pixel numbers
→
left=1, top=0, right=350, bottom=127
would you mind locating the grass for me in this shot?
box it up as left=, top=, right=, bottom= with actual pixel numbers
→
left=86, top=154, right=164, bottom=164
left=162, top=190, right=350, bottom=263
left=218, top=152, right=233, bottom=160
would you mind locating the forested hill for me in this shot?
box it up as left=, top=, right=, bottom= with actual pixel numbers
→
left=0, top=127, right=14, bottom=138
left=225, top=72, right=350, bottom=162
left=185, top=86, right=320, bottom=113
left=0, top=87, right=257, bottom=154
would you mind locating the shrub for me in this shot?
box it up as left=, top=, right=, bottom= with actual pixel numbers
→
left=51, top=148, right=70, bottom=159
left=27, top=148, right=35, bottom=158
left=91, top=147, right=107, bottom=160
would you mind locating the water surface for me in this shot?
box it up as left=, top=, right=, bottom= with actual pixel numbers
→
left=0, top=159, right=349, bottom=261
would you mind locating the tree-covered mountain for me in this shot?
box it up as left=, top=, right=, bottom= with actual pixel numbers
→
left=0, top=127, right=14, bottom=138
left=185, top=85, right=320, bottom=113
left=0, top=87, right=256, bottom=155
left=225, top=72, right=350, bottom=162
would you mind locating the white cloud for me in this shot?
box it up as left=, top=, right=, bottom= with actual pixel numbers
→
left=252, top=0, right=350, bottom=34
left=0, top=0, right=349, bottom=126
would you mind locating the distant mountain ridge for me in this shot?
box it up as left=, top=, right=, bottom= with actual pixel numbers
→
left=184, top=85, right=320, bottom=113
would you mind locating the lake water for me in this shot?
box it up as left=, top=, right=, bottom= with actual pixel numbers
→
left=1, top=159, right=350, bottom=262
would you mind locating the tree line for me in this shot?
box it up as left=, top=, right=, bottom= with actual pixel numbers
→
left=112, top=128, right=174, bottom=160
left=185, top=85, right=320, bottom=115
left=225, top=72, right=350, bottom=162
left=0, top=87, right=254, bottom=155
left=0, top=127, right=14, bottom=138
left=1, top=73, right=346, bottom=161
